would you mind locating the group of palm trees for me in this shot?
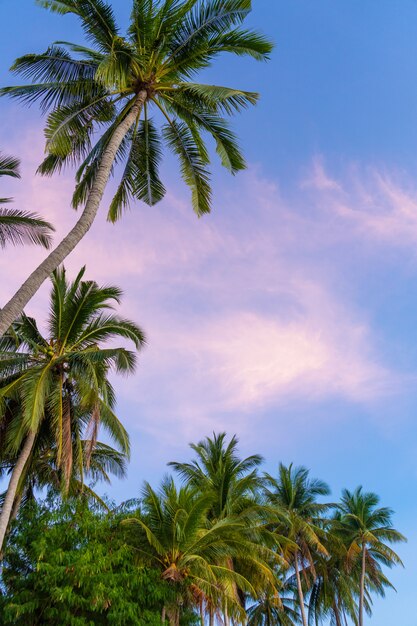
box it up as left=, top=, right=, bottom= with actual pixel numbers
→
left=0, top=2, right=407, bottom=624
left=119, top=433, right=405, bottom=626
left=0, top=0, right=271, bottom=549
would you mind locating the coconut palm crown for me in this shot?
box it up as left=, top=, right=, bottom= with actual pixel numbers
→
left=264, top=464, right=332, bottom=626
left=169, top=432, right=263, bottom=521
left=336, top=486, right=405, bottom=626
left=3, top=0, right=273, bottom=219
left=0, top=0, right=272, bottom=339
left=0, top=265, right=145, bottom=550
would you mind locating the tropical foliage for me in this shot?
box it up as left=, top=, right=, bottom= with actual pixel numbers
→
left=0, top=433, right=405, bottom=626
left=0, top=497, right=174, bottom=626
left=0, top=5, right=407, bottom=626
left=0, top=0, right=273, bottom=338
left=0, top=265, right=145, bottom=550
left=0, top=151, right=54, bottom=248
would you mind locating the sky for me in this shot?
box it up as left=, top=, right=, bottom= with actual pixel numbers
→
left=0, top=0, right=416, bottom=623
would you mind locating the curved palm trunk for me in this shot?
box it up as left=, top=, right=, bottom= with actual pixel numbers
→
left=359, top=543, right=366, bottom=626
left=0, top=430, right=36, bottom=552
left=294, top=551, right=308, bottom=626
left=0, top=91, right=147, bottom=338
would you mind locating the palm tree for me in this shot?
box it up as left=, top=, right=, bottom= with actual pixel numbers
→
left=264, top=464, right=331, bottom=626
left=0, top=265, right=145, bottom=550
left=306, top=532, right=358, bottom=626
left=124, top=476, right=276, bottom=626
left=0, top=152, right=54, bottom=248
left=169, top=432, right=263, bottom=522
left=170, top=433, right=267, bottom=623
left=247, top=584, right=300, bottom=626
left=0, top=0, right=273, bottom=337
left=336, top=487, right=405, bottom=626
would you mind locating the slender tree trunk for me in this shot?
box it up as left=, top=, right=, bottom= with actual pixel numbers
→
left=200, top=599, right=204, bottom=626
left=224, top=609, right=230, bottom=626
left=0, top=91, right=147, bottom=338
left=359, top=543, right=366, bottom=626
left=162, top=606, right=166, bottom=624
left=167, top=606, right=180, bottom=626
left=294, top=551, right=308, bottom=626
left=9, top=489, right=23, bottom=524
left=0, top=430, right=36, bottom=551
left=333, top=602, right=342, bottom=626
left=209, top=608, right=214, bottom=626
left=0, top=489, right=24, bottom=561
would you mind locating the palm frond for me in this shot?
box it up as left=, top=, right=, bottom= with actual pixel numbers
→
left=162, top=116, right=211, bottom=215
left=0, top=153, right=20, bottom=178
left=0, top=209, right=54, bottom=249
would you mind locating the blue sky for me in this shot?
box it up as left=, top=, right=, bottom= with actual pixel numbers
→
left=0, top=1, right=416, bottom=623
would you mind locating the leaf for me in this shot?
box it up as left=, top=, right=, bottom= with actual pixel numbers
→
left=0, top=154, right=20, bottom=179
left=163, top=117, right=211, bottom=216
left=0, top=209, right=54, bottom=249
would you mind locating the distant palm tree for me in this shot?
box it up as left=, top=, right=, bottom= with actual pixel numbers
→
left=0, top=152, right=54, bottom=248
left=125, top=476, right=276, bottom=626
left=170, top=433, right=268, bottom=623
left=0, top=265, right=145, bottom=550
left=169, top=432, right=263, bottom=521
left=306, top=532, right=358, bottom=626
left=336, top=487, right=405, bottom=626
left=264, top=464, right=331, bottom=626
left=0, top=0, right=273, bottom=337
left=247, top=575, right=300, bottom=626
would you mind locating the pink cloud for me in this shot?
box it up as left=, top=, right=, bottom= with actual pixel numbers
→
left=302, top=158, right=417, bottom=250
left=0, top=135, right=411, bottom=444
left=301, top=156, right=343, bottom=192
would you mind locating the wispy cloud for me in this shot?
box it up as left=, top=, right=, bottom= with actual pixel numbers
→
left=0, top=136, right=410, bottom=444
left=303, top=157, right=417, bottom=250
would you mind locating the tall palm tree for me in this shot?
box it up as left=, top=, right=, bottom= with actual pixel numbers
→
left=336, top=487, right=405, bottom=626
left=0, top=0, right=273, bottom=337
left=124, top=476, right=276, bottom=626
left=264, top=464, right=331, bottom=626
left=0, top=152, right=54, bottom=248
left=0, top=265, right=145, bottom=550
left=170, top=432, right=266, bottom=623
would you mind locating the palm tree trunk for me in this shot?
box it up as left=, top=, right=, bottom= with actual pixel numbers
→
left=0, top=90, right=147, bottom=338
left=294, top=551, right=308, bottom=626
left=162, top=606, right=166, bottom=624
left=0, top=430, right=36, bottom=552
left=200, top=599, right=204, bottom=626
left=0, top=489, right=25, bottom=561
left=333, top=602, right=342, bottom=626
left=359, top=543, right=366, bottom=626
